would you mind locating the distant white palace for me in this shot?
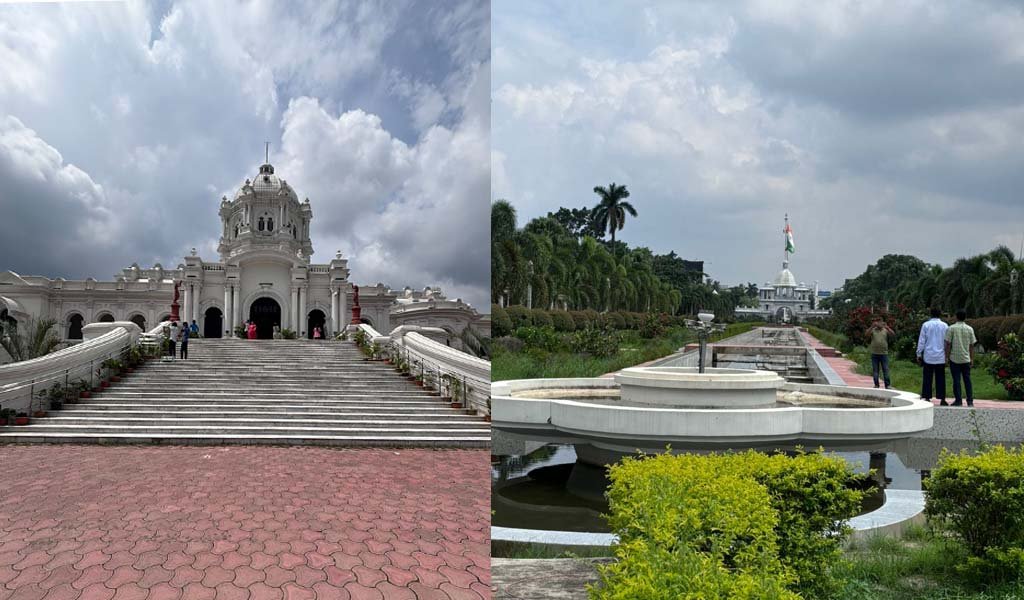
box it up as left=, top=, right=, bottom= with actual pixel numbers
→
left=734, top=216, right=831, bottom=323
left=0, top=159, right=486, bottom=343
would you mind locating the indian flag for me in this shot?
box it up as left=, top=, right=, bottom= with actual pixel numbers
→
left=784, top=222, right=795, bottom=253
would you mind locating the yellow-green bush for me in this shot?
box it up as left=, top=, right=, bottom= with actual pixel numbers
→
left=491, top=304, right=512, bottom=337
left=592, top=451, right=866, bottom=599
left=925, top=445, right=1024, bottom=582
left=592, top=461, right=798, bottom=600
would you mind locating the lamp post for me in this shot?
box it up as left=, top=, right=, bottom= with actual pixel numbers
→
left=686, top=311, right=726, bottom=374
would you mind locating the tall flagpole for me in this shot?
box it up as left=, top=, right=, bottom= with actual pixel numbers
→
left=784, top=213, right=789, bottom=267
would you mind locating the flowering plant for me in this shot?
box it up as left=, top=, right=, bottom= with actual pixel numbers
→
left=988, top=333, right=1024, bottom=401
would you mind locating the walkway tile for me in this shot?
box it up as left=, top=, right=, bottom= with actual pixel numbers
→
left=0, top=446, right=490, bottom=600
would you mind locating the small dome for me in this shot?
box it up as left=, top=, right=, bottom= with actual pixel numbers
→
left=233, top=163, right=297, bottom=201
left=773, top=261, right=797, bottom=287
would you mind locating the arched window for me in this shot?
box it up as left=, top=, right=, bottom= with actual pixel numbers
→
left=267, top=217, right=274, bottom=231
left=67, top=314, right=84, bottom=340
left=129, top=314, right=146, bottom=331
left=258, top=217, right=265, bottom=232
left=97, top=313, right=115, bottom=323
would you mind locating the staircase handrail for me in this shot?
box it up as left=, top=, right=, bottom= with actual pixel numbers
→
left=0, top=324, right=139, bottom=414
left=389, top=328, right=491, bottom=415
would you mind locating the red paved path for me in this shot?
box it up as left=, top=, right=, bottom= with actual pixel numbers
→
left=800, top=329, right=1021, bottom=410
left=0, top=446, right=490, bottom=600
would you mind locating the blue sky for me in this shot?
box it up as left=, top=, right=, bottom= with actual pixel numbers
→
left=0, top=0, right=490, bottom=309
left=493, top=0, right=1024, bottom=290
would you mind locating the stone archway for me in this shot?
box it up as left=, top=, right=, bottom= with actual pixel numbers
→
left=97, top=313, right=115, bottom=323
left=307, top=309, right=326, bottom=339
left=129, top=314, right=146, bottom=332
left=775, top=306, right=793, bottom=324
left=67, top=314, right=84, bottom=340
left=204, top=307, right=223, bottom=338
left=249, top=297, right=281, bottom=340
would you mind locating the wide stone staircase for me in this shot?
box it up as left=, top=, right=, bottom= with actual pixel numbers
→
left=0, top=339, right=490, bottom=447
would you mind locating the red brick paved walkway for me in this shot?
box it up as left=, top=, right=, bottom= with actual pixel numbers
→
left=0, top=446, right=490, bottom=600
left=800, top=329, right=1022, bottom=410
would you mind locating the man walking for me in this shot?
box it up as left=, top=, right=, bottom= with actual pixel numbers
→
left=867, top=317, right=895, bottom=389
left=945, top=309, right=977, bottom=407
left=917, top=307, right=949, bottom=405
left=167, top=321, right=179, bottom=360
left=179, top=323, right=190, bottom=360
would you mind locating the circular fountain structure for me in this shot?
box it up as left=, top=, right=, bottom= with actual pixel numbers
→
left=492, top=366, right=934, bottom=462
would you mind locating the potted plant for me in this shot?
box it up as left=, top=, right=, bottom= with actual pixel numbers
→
left=47, top=383, right=64, bottom=411
left=76, top=379, right=91, bottom=399
left=443, top=374, right=464, bottom=409
left=14, top=412, right=29, bottom=426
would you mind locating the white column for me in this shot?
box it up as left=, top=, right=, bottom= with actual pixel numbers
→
left=330, top=288, right=339, bottom=336
left=232, top=285, right=240, bottom=333
left=339, top=287, right=348, bottom=330
left=191, top=285, right=200, bottom=323
left=183, top=285, right=191, bottom=326
left=290, top=287, right=299, bottom=332
left=299, top=287, right=307, bottom=337
left=224, top=285, right=232, bottom=336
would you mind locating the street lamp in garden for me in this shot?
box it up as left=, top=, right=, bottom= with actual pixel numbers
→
left=685, top=311, right=726, bottom=374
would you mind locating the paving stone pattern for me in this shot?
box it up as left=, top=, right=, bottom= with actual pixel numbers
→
left=0, top=445, right=490, bottom=599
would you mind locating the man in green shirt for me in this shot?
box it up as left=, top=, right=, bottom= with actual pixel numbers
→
left=866, top=317, right=895, bottom=389
left=945, top=309, right=977, bottom=407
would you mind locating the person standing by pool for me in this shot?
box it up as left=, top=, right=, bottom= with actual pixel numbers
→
left=866, top=317, right=895, bottom=389
left=917, top=307, right=949, bottom=406
left=945, top=309, right=977, bottom=407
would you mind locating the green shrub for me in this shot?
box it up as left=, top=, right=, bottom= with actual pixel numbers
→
left=506, top=305, right=532, bottom=329
left=593, top=453, right=799, bottom=600
left=550, top=311, right=575, bottom=332
left=967, top=315, right=1024, bottom=350
left=580, top=309, right=600, bottom=330
left=596, top=451, right=865, bottom=599
left=925, top=445, right=1024, bottom=583
left=606, top=312, right=626, bottom=329
left=491, top=305, right=513, bottom=338
left=513, top=326, right=563, bottom=352
left=569, top=327, right=620, bottom=358
left=989, top=333, right=1024, bottom=401
left=491, top=336, right=525, bottom=353
left=639, top=313, right=667, bottom=339
left=531, top=309, right=553, bottom=328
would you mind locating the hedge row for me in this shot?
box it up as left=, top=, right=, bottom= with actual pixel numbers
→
left=965, top=316, right=1024, bottom=350
left=593, top=451, right=865, bottom=599
left=492, top=305, right=692, bottom=338
left=925, top=445, right=1024, bottom=583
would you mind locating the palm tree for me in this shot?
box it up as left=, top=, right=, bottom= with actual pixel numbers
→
left=591, top=183, right=637, bottom=247
left=0, top=317, right=61, bottom=362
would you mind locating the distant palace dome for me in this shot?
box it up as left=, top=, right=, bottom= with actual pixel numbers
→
left=772, top=262, right=797, bottom=288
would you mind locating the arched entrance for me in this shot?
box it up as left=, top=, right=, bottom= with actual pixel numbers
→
left=249, top=297, right=281, bottom=340
left=204, top=307, right=223, bottom=338
left=775, top=306, right=793, bottom=324
left=129, top=314, right=146, bottom=332
left=307, top=309, right=326, bottom=339
left=97, top=313, right=115, bottom=323
left=0, top=308, right=16, bottom=331
left=67, top=314, right=84, bottom=340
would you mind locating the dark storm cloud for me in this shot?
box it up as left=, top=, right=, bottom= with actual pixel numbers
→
left=0, top=0, right=490, bottom=310
left=493, top=1, right=1024, bottom=291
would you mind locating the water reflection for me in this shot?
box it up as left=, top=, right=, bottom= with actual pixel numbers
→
left=491, top=438, right=929, bottom=533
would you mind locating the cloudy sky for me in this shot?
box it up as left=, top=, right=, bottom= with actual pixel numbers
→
left=493, top=0, right=1024, bottom=290
left=0, top=0, right=489, bottom=309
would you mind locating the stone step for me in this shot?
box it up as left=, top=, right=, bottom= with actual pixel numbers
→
left=39, top=417, right=485, bottom=428
left=0, top=432, right=489, bottom=447
left=69, top=399, right=451, bottom=408
left=81, top=393, right=440, bottom=402
left=52, top=405, right=479, bottom=415
left=0, top=424, right=490, bottom=436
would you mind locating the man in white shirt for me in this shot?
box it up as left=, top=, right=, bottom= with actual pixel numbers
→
left=916, top=307, right=949, bottom=406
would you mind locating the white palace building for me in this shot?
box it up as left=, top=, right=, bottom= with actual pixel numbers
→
left=0, top=160, right=487, bottom=344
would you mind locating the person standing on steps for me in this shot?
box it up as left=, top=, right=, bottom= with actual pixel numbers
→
left=313, top=326, right=322, bottom=340
left=917, top=307, right=949, bottom=405
left=179, top=322, right=190, bottom=360
left=189, top=319, right=199, bottom=337
left=167, top=320, right=179, bottom=360
left=866, top=317, right=895, bottom=389
left=945, top=309, right=977, bottom=407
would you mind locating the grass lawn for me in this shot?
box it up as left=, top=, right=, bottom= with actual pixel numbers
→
left=496, top=526, right=1024, bottom=598
left=491, top=321, right=764, bottom=381
left=845, top=347, right=1009, bottom=401
left=838, top=525, right=1024, bottom=599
